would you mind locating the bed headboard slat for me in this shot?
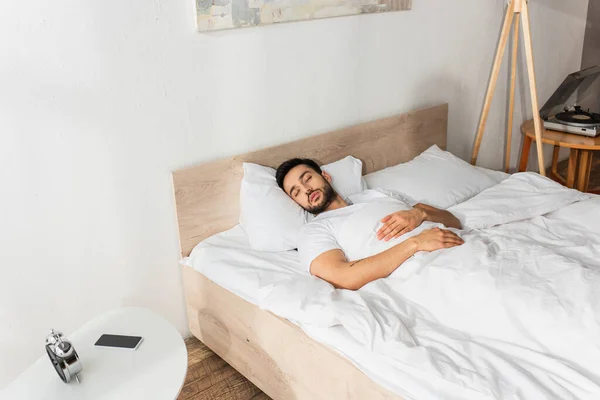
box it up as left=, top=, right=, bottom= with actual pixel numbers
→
left=173, top=103, right=448, bottom=257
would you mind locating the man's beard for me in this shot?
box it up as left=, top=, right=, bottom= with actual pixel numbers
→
left=305, top=182, right=335, bottom=215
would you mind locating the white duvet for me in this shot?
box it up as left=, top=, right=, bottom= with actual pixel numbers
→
left=183, top=172, right=600, bottom=400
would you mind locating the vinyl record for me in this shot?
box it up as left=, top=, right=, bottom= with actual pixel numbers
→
left=555, top=110, right=600, bottom=127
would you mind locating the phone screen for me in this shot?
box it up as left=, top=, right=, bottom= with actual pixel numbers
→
left=94, top=334, right=143, bottom=349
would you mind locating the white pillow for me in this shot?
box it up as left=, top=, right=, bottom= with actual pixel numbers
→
left=240, top=156, right=365, bottom=252
left=321, top=156, right=368, bottom=195
left=364, top=145, right=508, bottom=209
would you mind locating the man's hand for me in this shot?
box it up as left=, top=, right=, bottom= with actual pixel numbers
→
left=413, top=227, right=464, bottom=252
left=377, top=208, right=426, bottom=241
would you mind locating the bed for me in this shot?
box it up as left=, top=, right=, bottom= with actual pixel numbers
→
left=172, top=104, right=449, bottom=400
left=172, top=104, right=600, bottom=399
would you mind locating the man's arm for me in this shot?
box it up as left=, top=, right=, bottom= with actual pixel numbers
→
left=311, top=228, right=464, bottom=290
left=377, top=204, right=462, bottom=241
left=414, top=203, right=462, bottom=229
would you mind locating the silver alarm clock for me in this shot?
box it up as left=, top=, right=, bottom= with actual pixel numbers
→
left=45, top=329, right=83, bottom=383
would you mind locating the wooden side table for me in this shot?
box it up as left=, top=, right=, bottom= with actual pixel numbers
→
left=519, top=120, right=600, bottom=193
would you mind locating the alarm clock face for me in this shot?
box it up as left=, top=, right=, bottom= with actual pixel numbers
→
left=55, top=341, right=72, bottom=358
left=46, top=345, right=68, bottom=383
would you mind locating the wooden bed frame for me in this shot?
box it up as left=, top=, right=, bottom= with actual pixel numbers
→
left=172, top=104, right=448, bottom=399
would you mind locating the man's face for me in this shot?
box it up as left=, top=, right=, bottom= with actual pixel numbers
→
left=282, top=165, right=335, bottom=214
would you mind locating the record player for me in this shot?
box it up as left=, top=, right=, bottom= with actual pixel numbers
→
left=541, top=66, right=600, bottom=137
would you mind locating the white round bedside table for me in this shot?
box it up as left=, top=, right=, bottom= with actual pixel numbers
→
left=2, top=307, right=188, bottom=400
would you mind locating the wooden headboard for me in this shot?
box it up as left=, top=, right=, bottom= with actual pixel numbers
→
left=173, top=103, right=448, bottom=257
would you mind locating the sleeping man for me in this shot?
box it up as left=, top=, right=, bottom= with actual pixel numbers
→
left=276, top=158, right=464, bottom=290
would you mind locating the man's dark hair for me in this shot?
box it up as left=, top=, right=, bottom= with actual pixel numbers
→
left=276, top=158, right=322, bottom=190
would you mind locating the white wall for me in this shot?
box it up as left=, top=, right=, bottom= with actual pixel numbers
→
left=0, top=0, right=588, bottom=388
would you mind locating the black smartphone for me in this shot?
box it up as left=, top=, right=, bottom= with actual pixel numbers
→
left=94, top=334, right=143, bottom=350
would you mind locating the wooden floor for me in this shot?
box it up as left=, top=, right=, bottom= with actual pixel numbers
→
left=177, top=337, right=270, bottom=400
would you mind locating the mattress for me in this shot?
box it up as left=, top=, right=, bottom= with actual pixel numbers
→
left=182, top=173, right=600, bottom=400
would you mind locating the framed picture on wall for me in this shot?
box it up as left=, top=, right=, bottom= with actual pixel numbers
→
left=196, top=0, right=411, bottom=31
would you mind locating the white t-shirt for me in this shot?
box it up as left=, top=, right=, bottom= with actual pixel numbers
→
left=298, top=189, right=421, bottom=273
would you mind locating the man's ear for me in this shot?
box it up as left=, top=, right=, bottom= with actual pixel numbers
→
left=322, top=171, right=332, bottom=183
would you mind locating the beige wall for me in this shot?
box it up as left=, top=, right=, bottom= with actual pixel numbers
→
left=582, top=0, right=600, bottom=112
left=582, top=0, right=600, bottom=68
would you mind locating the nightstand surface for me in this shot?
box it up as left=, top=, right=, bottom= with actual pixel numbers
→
left=2, top=307, right=187, bottom=400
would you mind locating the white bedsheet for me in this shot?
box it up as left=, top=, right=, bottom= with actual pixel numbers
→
left=182, top=172, right=600, bottom=400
